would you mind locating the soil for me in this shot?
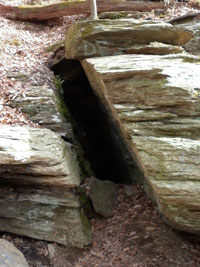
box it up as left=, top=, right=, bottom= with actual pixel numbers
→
left=0, top=1, right=200, bottom=266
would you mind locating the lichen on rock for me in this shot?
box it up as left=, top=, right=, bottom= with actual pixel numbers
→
left=82, top=53, right=200, bottom=234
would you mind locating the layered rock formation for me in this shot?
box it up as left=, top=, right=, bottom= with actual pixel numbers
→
left=82, top=53, right=200, bottom=234
left=0, top=124, right=91, bottom=247
left=7, top=71, right=74, bottom=140
left=65, top=19, right=193, bottom=59
left=0, top=69, right=91, bottom=247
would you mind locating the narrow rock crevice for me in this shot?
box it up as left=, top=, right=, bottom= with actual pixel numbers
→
left=51, top=59, right=141, bottom=184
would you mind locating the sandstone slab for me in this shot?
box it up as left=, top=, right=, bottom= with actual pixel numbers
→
left=0, top=125, right=80, bottom=187
left=0, top=185, right=91, bottom=247
left=7, top=72, right=74, bottom=140
left=65, top=19, right=193, bottom=59
left=82, top=54, right=200, bottom=234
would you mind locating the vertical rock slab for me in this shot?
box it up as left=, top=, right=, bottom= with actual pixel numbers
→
left=65, top=19, right=193, bottom=59
left=82, top=54, right=200, bottom=234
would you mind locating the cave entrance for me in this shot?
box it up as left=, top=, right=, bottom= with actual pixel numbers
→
left=51, top=59, right=140, bottom=184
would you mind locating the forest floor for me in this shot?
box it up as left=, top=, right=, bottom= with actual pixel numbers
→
left=0, top=1, right=200, bottom=266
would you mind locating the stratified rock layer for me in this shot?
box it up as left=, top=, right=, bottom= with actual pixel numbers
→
left=7, top=72, right=74, bottom=140
left=65, top=19, right=193, bottom=59
left=82, top=54, right=200, bottom=234
left=0, top=125, right=91, bottom=247
left=0, top=125, right=80, bottom=187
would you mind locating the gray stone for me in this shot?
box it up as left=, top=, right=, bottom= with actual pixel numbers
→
left=0, top=239, right=29, bottom=267
left=0, top=185, right=91, bottom=248
left=0, top=125, right=91, bottom=247
left=48, top=244, right=56, bottom=259
left=89, top=177, right=118, bottom=217
left=65, top=19, right=193, bottom=59
left=7, top=72, right=74, bottom=140
left=0, top=125, right=80, bottom=187
left=82, top=54, right=200, bottom=234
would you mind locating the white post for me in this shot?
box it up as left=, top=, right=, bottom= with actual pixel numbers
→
left=89, top=0, right=98, bottom=20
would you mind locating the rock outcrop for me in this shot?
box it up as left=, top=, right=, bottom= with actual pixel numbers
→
left=7, top=72, right=74, bottom=140
left=0, top=125, right=91, bottom=247
left=82, top=54, right=200, bottom=234
left=65, top=19, right=193, bottom=59
left=0, top=125, right=80, bottom=187
left=0, top=239, right=29, bottom=267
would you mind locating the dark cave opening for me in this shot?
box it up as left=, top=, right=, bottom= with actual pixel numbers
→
left=51, top=59, right=141, bottom=184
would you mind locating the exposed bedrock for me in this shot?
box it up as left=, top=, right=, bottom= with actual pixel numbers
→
left=82, top=54, right=200, bottom=234
left=65, top=19, right=193, bottom=59
left=0, top=125, right=91, bottom=247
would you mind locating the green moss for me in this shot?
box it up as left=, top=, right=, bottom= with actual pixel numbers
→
left=110, top=12, right=123, bottom=19
left=53, top=76, right=72, bottom=121
left=80, top=208, right=92, bottom=242
left=79, top=192, right=94, bottom=219
left=53, top=76, right=93, bottom=178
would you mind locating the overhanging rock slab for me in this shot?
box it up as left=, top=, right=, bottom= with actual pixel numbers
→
left=82, top=54, right=200, bottom=234
left=65, top=19, right=193, bottom=59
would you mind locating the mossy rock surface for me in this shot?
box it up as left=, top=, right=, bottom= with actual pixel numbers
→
left=82, top=54, right=200, bottom=234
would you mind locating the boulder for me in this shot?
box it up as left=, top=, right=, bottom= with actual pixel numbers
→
left=0, top=125, right=80, bottom=187
left=89, top=177, right=118, bottom=217
left=0, top=239, right=29, bottom=267
left=65, top=19, right=193, bottom=59
left=82, top=54, right=200, bottom=234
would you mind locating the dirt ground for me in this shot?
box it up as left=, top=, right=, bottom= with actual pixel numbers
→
left=1, top=184, right=200, bottom=267
left=1, top=1, right=200, bottom=266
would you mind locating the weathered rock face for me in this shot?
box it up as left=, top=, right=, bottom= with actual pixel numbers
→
left=0, top=125, right=91, bottom=247
left=0, top=185, right=91, bottom=247
left=0, top=239, right=29, bottom=267
left=7, top=72, right=74, bottom=140
left=65, top=19, right=193, bottom=59
left=82, top=54, right=200, bottom=234
left=0, top=125, right=80, bottom=187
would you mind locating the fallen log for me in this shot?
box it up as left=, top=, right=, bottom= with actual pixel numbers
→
left=0, top=0, right=170, bottom=21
